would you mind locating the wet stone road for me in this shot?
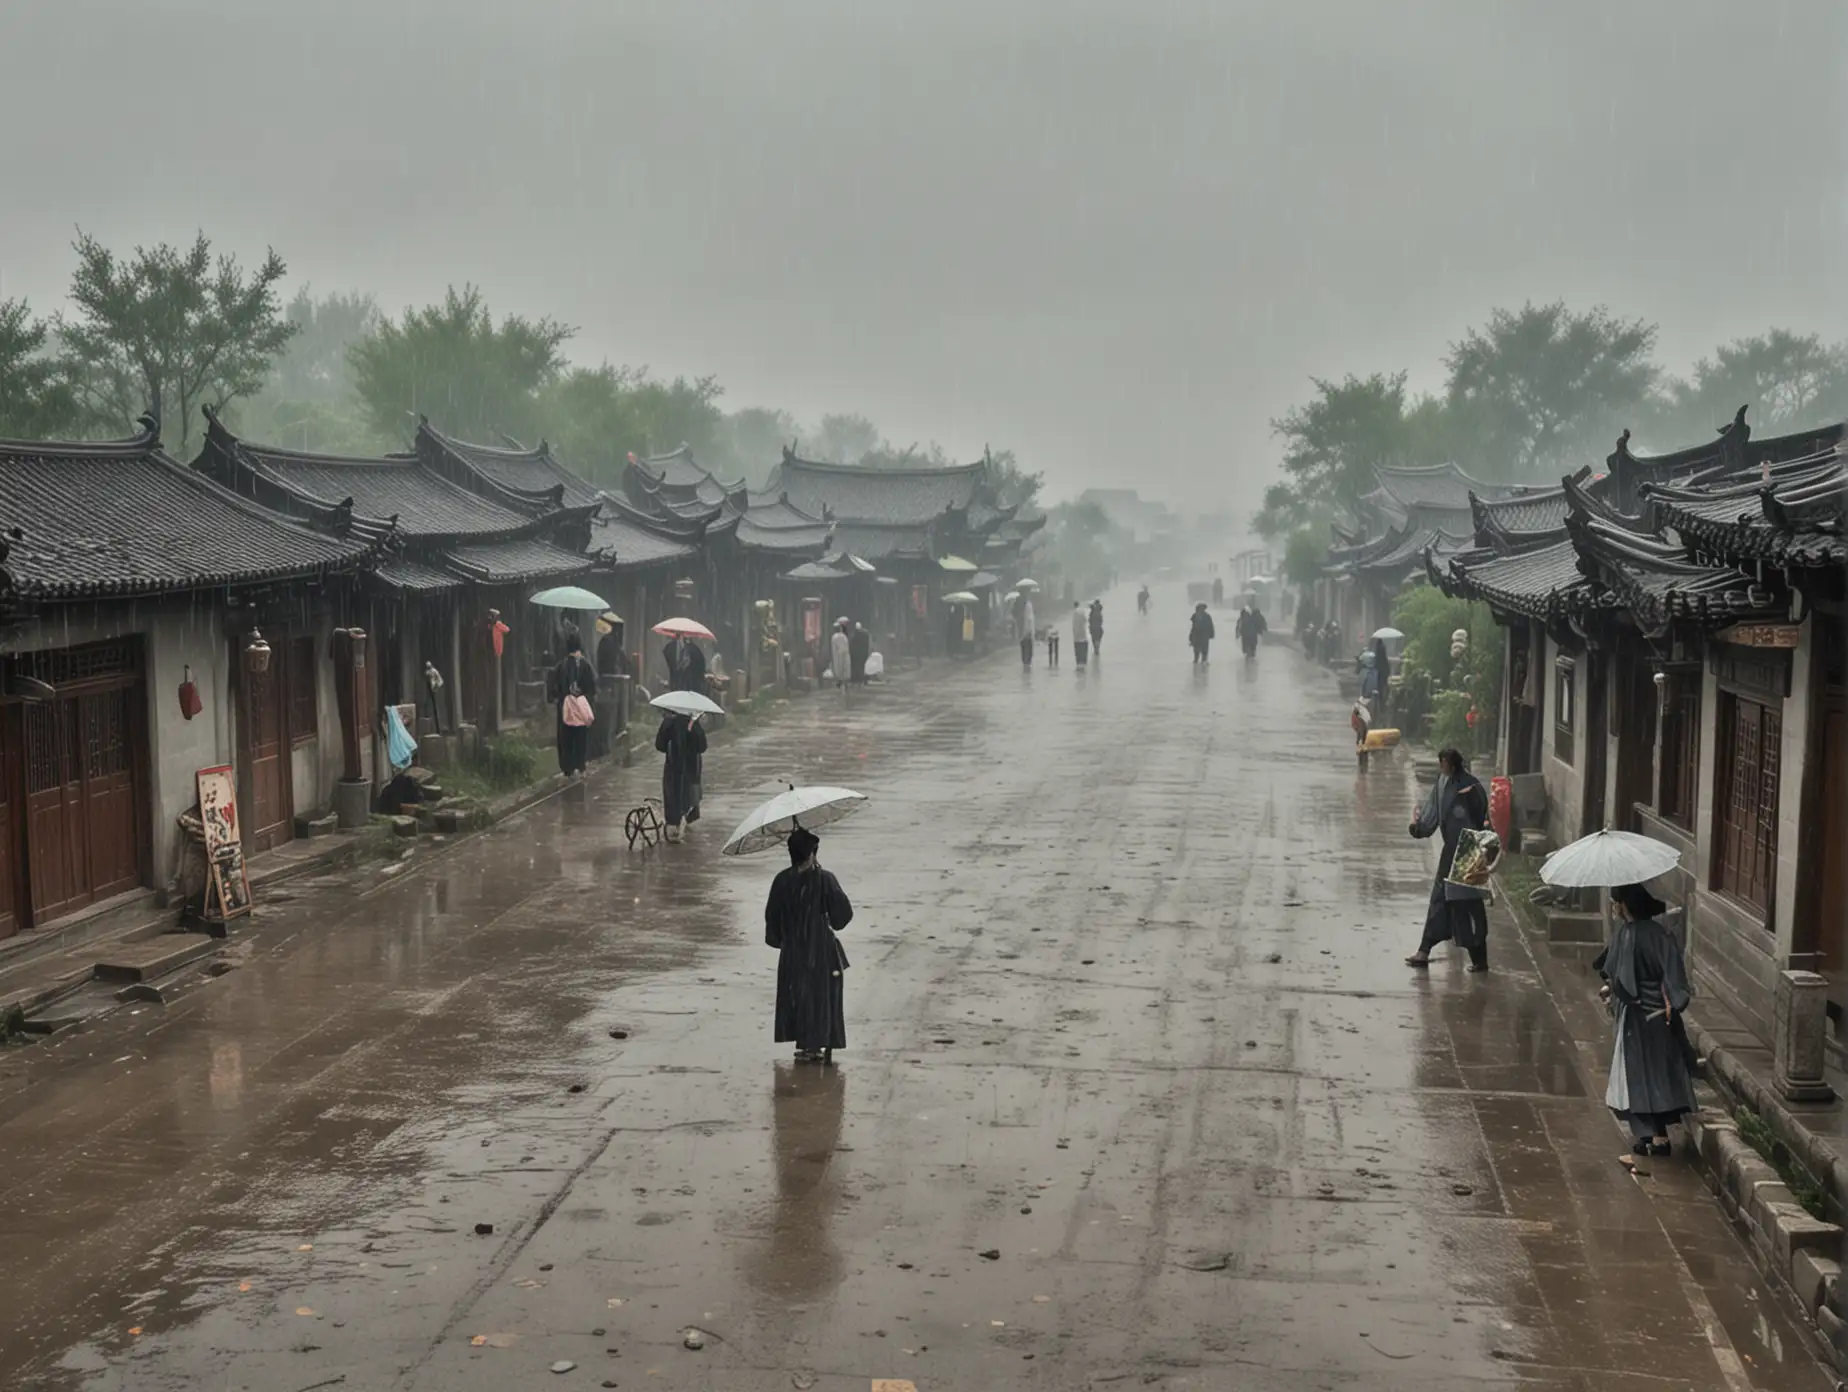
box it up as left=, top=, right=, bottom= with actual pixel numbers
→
left=0, top=584, right=1835, bottom=1391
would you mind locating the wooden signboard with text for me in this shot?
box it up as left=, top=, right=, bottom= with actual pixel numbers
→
left=1716, top=623, right=1801, bottom=650
left=197, top=764, right=252, bottom=922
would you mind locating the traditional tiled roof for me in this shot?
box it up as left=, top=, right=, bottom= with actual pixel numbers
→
left=1355, top=524, right=1475, bottom=577
left=374, top=556, right=463, bottom=593
left=198, top=414, right=540, bottom=542
left=828, top=522, right=936, bottom=561
left=599, top=514, right=698, bottom=572
left=417, top=423, right=601, bottom=510
left=633, top=445, right=744, bottom=496
left=765, top=449, right=988, bottom=525
left=1645, top=447, right=1846, bottom=568
left=0, top=417, right=381, bottom=603
left=1432, top=536, right=1602, bottom=621
left=1607, top=409, right=1845, bottom=511
left=445, top=537, right=599, bottom=584
left=1568, top=512, right=1775, bottom=633
left=1373, top=462, right=1514, bottom=514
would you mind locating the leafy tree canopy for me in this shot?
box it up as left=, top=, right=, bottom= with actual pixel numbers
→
left=1659, top=329, right=1848, bottom=441
left=349, top=285, right=572, bottom=447
left=0, top=298, right=80, bottom=439
left=1444, top=301, right=1657, bottom=475
left=59, top=229, right=297, bottom=451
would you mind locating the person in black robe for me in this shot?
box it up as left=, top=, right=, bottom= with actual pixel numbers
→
left=655, top=711, right=706, bottom=840
left=1595, top=883, right=1695, bottom=1158
left=1189, top=603, right=1215, bottom=664
left=677, top=638, right=708, bottom=694
left=550, top=637, right=597, bottom=777
left=1088, top=600, right=1104, bottom=655
left=765, top=827, right=853, bottom=1063
left=1404, top=748, right=1490, bottom=970
left=849, top=622, right=871, bottom=683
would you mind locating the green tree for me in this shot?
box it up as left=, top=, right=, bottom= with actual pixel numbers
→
left=1444, top=301, right=1658, bottom=475
left=810, top=412, right=881, bottom=464
left=538, top=364, right=725, bottom=484
left=233, top=287, right=384, bottom=453
left=1253, top=371, right=1438, bottom=538
left=719, top=405, right=799, bottom=482
left=349, top=285, right=573, bottom=447
left=58, top=230, right=298, bottom=451
left=0, top=298, right=80, bottom=438
left=1660, top=329, right=1848, bottom=440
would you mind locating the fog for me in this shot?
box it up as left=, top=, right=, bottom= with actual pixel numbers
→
left=2, top=0, right=1842, bottom=506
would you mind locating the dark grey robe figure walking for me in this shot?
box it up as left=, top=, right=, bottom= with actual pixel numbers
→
left=765, top=827, right=853, bottom=1063
left=1404, top=748, right=1490, bottom=971
left=550, top=640, right=597, bottom=777
left=1595, top=883, right=1695, bottom=1158
left=655, top=712, right=706, bottom=842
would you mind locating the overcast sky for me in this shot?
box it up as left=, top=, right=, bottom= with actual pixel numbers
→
left=2, top=0, right=1842, bottom=509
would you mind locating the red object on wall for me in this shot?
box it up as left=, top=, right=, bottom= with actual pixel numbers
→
left=1489, top=774, right=1512, bottom=848
left=491, top=620, right=510, bottom=658
left=177, top=665, right=202, bottom=720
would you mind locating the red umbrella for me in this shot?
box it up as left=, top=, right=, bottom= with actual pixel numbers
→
left=652, top=617, right=715, bottom=641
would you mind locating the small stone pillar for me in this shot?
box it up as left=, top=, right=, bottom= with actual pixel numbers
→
left=1774, top=969, right=1835, bottom=1103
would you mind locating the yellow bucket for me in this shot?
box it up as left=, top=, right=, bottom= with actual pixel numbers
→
left=1363, top=728, right=1402, bottom=750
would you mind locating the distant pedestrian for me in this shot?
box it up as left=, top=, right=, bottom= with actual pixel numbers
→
left=1235, top=603, right=1266, bottom=658
left=1017, top=596, right=1036, bottom=667
left=1212, top=576, right=1224, bottom=606
left=1072, top=602, right=1089, bottom=666
left=1088, top=600, right=1103, bottom=655
left=550, top=637, right=597, bottom=777
left=765, top=826, right=854, bottom=1064
left=1403, top=748, right=1490, bottom=971
left=830, top=618, right=852, bottom=688
left=1359, top=650, right=1385, bottom=724
left=1189, top=602, right=1215, bottom=663
left=1370, top=637, right=1392, bottom=717
left=1595, top=883, right=1696, bottom=1160
left=1137, top=585, right=1150, bottom=616
left=655, top=710, right=707, bottom=841
left=849, top=622, right=872, bottom=683
left=1047, top=623, right=1060, bottom=665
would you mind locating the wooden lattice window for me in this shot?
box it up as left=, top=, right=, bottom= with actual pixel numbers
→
left=1713, top=691, right=1781, bottom=918
left=1554, top=658, right=1575, bottom=765
left=289, top=636, right=318, bottom=745
left=1657, top=671, right=1701, bottom=831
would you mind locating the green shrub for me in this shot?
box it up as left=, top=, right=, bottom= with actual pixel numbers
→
left=1390, top=587, right=1502, bottom=753
left=1738, top=1105, right=1828, bottom=1221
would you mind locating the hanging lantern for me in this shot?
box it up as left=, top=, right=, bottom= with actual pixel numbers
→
left=244, top=630, right=271, bottom=675
left=178, top=664, right=203, bottom=720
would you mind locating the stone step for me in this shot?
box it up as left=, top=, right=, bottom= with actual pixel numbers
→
left=1546, top=911, right=1605, bottom=945
left=294, top=810, right=338, bottom=838
left=91, top=933, right=218, bottom=983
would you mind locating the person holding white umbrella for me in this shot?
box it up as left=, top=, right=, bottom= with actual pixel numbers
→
left=1594, top=883, right=1695, bottom=1160
left=654, top=702, right=709, bottom=841
left=764, top=825, right=855, bottom=1064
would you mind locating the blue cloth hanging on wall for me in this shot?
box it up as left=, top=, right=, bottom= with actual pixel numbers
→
left=385, top=705, right=419, bottom=770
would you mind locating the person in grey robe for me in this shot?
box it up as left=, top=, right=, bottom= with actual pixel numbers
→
left=654, top=711, right=707, bottom=841
left=1404, top=747, right=1490, bottom=971
left=765, top=827, right=854, bottom=1063
left=1594, top=883, right=1695, bottom=1157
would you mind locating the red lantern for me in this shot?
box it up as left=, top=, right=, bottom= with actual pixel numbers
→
left=177, top=665, right=202, bottom=720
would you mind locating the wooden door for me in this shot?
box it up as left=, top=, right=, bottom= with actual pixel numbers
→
left=76, top=686, right=140, bottom=899
left=241, top=650, right=294, bottom=853
left=1613, top=653, right=1657, bottom=831
left=24, top=700, right=86, bottom=921
left=1582, top=651, right=1610, bottom=833
left=0, top=705, right=24, bottom=939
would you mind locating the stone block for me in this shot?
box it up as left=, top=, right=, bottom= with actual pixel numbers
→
left=433, top=808, right=463, bottom=834
left=1767, top=1203, right=1842, bottom=1267
left=1509, top=771, right=1548, bottom=825
left=1774, top=969, right=1835, bottom=1103
left=293, top=810, right=338, bottom=839
left=390, top=815, right=419, bottom=838
left=420, top=733, right=451, bottom=769
left=1545, top=911, right=1603, bottom=944
left=1726, top=1146, right=1779, bottom=1196
left=1750, top=1179, right=1797, bottom=1234
left=1520, top=831, right=1553, bottom=860
left=1792, top=1252, right=1841, bottom=1313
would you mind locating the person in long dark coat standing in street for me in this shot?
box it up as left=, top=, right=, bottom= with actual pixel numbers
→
left=849, top=622, right=872, bottom=683
left=1403, top=748, right=1491, bottom=971
left=1595, top=883, right=1696, bottom=1159
left=655, top=710, right=707, bottom=841
left=765, top=827, right=853, bottom=1063
left=550, top=636, right=597, bottom=777
left=1189, top=602, right=1215, bottom=664
left=1088, top=599, right=1104, bottom=656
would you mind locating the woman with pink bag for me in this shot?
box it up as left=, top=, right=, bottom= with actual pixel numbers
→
left=550, top=635, right=598, bottom=777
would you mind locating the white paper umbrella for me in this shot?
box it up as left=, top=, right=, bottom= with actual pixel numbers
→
left=941, top=591, right=979, bottom=604
left=649, top=690, right=724, bottom=717
left=530, top=584, right=611, bottom=609
left=1539, top=829, right=1682, bottom=888
left=1015, top=578, right=1041, bottom=591
left=722, top=785, right=868, bottom=857
left=652, top=616, right=716, bottom=640
left=1371, top=626, right=1406, bottom=641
